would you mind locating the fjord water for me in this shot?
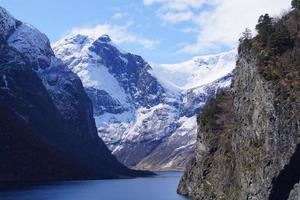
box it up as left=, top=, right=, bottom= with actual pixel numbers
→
left=0, top=172, right=188, bottom=200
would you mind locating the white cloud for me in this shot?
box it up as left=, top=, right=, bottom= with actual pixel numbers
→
left=112, top=12, right=127, bottom=20
left=69, top=23, right=159, bottom=49
left=144, top=0, right=207, bottom=23
left=180, top=27, right=199, bottom=33
left=144, top=0, right=206, bottom=11
left=159, top=11, right=194, bottom=23
left=144, top=0, right=291, bottom=55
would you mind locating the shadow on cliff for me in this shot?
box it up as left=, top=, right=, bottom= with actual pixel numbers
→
left=269, top=144, right=300, bottom=200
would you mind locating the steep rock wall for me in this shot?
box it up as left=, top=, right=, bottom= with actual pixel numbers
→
left=178, top=15, right=300, bottom=199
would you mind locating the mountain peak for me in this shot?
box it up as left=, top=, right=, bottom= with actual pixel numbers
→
left=97, top=34, right=112, bottom=43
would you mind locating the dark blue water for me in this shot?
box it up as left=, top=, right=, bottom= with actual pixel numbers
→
left=0, top=172, right=189, bottom=200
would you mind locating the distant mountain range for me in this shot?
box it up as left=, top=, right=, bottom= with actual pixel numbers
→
left=0, top=5, right=236, bottom=178
left=53, top=33, right=236, bottom=170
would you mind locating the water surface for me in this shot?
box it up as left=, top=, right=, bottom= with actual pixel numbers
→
left=0, top=172, right=189, bottom=200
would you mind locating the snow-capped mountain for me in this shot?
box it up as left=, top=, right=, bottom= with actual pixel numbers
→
left=53, top=33, right=237, bottom=170
left=54, top=34, right=165, bottom=126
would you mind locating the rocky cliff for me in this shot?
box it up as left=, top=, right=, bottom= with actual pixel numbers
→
left=178, top=7, right=300, bottom=200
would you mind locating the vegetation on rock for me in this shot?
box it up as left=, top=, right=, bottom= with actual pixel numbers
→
left=292, top=0, right=300, bottom=9
left=238, top=3, right=300, bottom=90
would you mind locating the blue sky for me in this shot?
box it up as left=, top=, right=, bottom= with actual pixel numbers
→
left=0, top=0, right=291, bottom=64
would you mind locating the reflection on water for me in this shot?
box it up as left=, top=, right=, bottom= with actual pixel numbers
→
left=0, top=172, right=189, bottom=200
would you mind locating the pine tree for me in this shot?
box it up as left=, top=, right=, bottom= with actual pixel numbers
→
left=292, top=0, right=300, bottom=9
left=255, top=14, right=274, bottom=46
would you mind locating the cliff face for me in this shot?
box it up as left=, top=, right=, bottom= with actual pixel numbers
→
left=0, top=7, right=149, bottom=183
left=178, top=9, right=300, bottom=200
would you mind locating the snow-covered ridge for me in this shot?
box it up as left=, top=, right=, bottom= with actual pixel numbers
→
left=0, top=7, right=18, bottom=40
left=8, top=23, right=54, bottom=69
left=151, top=50, right=237, bottom=91
left=0, top=6, right=54, bottom=71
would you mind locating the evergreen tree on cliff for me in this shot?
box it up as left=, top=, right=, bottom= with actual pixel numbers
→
left=292, top=0, right=300, bottom=9
left=255, top=14, right=274, bottom=46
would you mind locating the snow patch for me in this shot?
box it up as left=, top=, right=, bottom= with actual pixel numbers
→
left=95, top=110, right=134, bottom=126
left=177, top=116, right=197, bottom=136
left=8, top=23, right=53, bottom=69
left=0, top=7, right=17, bottom=39
left=2, top=75, right=8, bottom=88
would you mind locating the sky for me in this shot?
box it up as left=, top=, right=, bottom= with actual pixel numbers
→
left=0, top=0, right=291, bottom=64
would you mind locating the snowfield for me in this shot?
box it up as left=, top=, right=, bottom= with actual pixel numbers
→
left=151, top=50, right=236, bottom=91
